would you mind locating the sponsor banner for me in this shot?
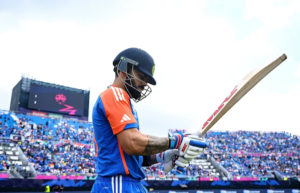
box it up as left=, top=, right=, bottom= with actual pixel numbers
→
left=63, top=139, right=70, bottom=143
left=229, top=153, right=293, bottom=157
left=0, top=178, right=299, bottom=192
left=221, top=190, right=238, bottom=193
left=267, top=190, right=285, bottom=193
left=141, top=190, right=298, bottom=193
left=0, top=173, right=9, bottom=179
left=54, top=143, right=64, bottom=147
left=234, top=177, right=259, bottom=181
left=48, top=113, right=63, bottom=119
left=147, top=176, right=156, bottom=180
left=200, top=177, right=219, bottom=181
left=150, top=191, right=197, bottom=193
left=197, top=191, right=216, bottom=193
left=73, top=142, right=90, bottom=148
left=32, top=110, right=47, bottom=117
left=34, top=139, right=49, bottom=145
left=243, top=190, right=261, bottom=193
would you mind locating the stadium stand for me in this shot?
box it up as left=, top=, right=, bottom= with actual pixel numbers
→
left=0, top=109, right=300, bottom=181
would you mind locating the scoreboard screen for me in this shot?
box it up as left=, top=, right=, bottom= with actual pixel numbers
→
left=28, top=84, right=84, bottom=116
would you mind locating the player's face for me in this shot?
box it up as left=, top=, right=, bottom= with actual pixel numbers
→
left=132, top=69, right=150, bottom=92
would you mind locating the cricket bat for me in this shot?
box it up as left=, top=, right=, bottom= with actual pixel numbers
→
left=195, top=54, right=287, bottom=137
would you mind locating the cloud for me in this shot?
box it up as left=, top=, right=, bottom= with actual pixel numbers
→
left=0, top=0, right=299, bottom=137
left=294, top=61, right=300, bottom=78
left=244, top=0, right=300, bottom=29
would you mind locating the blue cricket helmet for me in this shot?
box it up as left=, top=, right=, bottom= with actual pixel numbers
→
left=113, top=48, right=156, bottom=85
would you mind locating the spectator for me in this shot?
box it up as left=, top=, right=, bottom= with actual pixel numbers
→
left=45, top=185, right=50, bottom=192
left=2, top=111, right=300, bottom=178
left=59, top=184, right=64, bottom=192
left=52, top=185, right=59, bottom=192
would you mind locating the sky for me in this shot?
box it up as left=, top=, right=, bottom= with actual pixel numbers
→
left=0, top=0, right=300, bottom=137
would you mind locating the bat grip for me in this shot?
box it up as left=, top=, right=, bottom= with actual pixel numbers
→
left=189, top=140, right=208, bottom=148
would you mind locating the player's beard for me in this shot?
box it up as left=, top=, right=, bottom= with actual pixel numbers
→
left=124, top=79, right=141, bottom=100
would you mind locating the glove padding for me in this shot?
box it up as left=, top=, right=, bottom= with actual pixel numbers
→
left=156, top=149, right=179, bottom=163
left=175, top=134, right=207, bottom=172
left=175, top=155, right=192, bottom=168
left=178, top=133, right=207, bottom=159
left=163, top=154, right=194, bottom=173
left=163, top=153, right=193, bottom=173
left=156, top=149, right=180, bottom=173
left=163, top=133, right=207, bottom=173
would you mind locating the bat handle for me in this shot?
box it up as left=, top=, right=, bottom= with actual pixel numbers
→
left=195, top=130, right=203, bottom=138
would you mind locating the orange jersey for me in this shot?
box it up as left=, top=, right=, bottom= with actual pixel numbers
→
left=92, top=85, right=144, bottom=179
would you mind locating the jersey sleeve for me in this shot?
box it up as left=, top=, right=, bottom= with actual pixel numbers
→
left=100, top=87, right=137, bottom=135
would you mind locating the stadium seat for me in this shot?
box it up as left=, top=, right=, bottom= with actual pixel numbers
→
left=1, top=112, right=299, bottom=179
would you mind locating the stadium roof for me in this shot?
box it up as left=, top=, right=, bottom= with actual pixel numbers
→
left=20, top=77, right=89, bottom=93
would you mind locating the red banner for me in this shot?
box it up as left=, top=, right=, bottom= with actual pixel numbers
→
left=73, top=142, right=90, bottom=148
left=32, top=111, right=47, bottom=117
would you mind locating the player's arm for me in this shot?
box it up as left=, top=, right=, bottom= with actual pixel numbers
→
left=117, top=128, right=169, bottom=156
left=142, top=155, right=157, bottom=166
left=117, top=131, right=181, bottom=167
left=141, top=135, right=172, bottom=166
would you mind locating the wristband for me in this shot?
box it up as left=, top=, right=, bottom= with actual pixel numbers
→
left=168, top=137, right=175, bottom=149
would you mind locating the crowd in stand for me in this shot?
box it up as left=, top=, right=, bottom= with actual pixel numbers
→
left=206, top=131, right=300, bottom=177
left=1, top=111, right=300, bottom=179
left=0, top=111, right=95, bottom=176
left=0, top=153, right=9, bottom=171
left=0, top=137, right=14, bottom=173
left=22, top=141, right=96, bottom=175
left=142, top=156, right=219, bottom=178
left=206, top=131, right=300, bottom=154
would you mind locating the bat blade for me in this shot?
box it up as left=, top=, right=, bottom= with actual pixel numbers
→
left=196, top=54, right=287, bottom=137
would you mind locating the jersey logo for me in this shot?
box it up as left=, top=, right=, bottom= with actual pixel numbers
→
left=120, top=114, right=131, bottom=123
left=111, top=87, right=125, bottom=101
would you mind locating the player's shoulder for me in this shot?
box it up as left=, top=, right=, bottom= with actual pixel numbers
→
left=100, top=86, right=130, bottom=103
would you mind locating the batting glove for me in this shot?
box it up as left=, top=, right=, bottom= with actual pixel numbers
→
left=176, top=134, right=207, bottom=172
left=156, top=149, right=179, bottom=163
left=168, top=133, right=184, bottom=149
left=155, top=149, right=179, bottom=173
left=163, top=154, right=192, bottom=173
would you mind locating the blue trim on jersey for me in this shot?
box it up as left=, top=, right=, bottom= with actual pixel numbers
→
left=124, top=123, right=138, bottom=130
left=98, top=96, right=106, bottom=116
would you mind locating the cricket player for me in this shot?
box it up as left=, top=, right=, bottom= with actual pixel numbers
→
left=92, top=48, right=206, bottom=193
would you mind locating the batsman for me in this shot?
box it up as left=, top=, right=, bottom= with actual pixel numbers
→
left=92, top=48, right=207, bottom=193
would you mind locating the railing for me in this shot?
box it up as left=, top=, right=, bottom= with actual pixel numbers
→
left=36, top=172, right=97, bottom=176
left=35, top=172, right=97, bottom=180
left=145, top=175, right=263, bottom=181
left=17, top=172, right=300, bottom=181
